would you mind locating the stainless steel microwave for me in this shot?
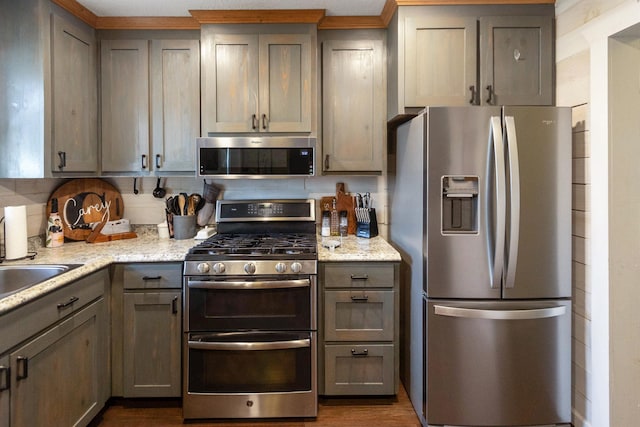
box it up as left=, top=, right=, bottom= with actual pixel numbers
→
left=197, top=136, right=315, bottom=178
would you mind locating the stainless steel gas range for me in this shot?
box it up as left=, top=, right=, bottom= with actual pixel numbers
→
left=182, top=199, right=318, bottom=420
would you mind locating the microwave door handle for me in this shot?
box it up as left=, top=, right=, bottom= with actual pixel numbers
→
left=488, top=116, right=506, bottom=289
left=434, top=304, right=566, bottom=320
left=188, top=338, right=311, bottom=351
left=188, top=279, right=310, bottom=290
left=504, top=116, right=520, bottom=289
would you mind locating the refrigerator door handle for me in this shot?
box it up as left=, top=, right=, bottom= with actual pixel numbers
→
left=433, top=304, right=566, bottom=320
left=488, top=116, right=506, bottom=289
left=504, top=116, right=520, bottom=289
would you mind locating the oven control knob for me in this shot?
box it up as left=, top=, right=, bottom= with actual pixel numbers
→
left=244, top=262, right=256, bottom=275
left=197, top=263, right=210, bottom=273
left=275, top=262, right=287, bottom=274
left=212, top=262, right=225, bottom=274
left=290, top=262, right=303, bottom=273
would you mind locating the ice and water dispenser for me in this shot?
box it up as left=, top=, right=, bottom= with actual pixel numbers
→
left=441, top=176, right=478, bottom=234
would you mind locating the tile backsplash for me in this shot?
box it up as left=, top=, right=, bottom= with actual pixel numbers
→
left=0, top=176, right=388, bottom=243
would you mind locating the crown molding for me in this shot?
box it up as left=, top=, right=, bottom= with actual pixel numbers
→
left=189, top=9, right=326, bottom=24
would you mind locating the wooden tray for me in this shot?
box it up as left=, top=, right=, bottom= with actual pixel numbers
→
left=47, top=179, right=125, bottom=241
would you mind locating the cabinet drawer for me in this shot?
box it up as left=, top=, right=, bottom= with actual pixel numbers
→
left=122, top=263, right=182, bottom=289
left=322, top=263, right=394, bottom=289
left=0, top=269, right=107, bottom=354
left=324, top=344, right=395, bottom=395
left=324, top=290, right=394, bottom=341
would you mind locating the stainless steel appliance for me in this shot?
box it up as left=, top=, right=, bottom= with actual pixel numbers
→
left=389, top=106, right=572, bottom=426
left=197, top=136, right=315, bottom=178
left=182, top=199, right=318, bottom=420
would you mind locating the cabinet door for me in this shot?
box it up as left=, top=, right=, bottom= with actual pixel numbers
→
left=101, top=39, right=150, bottom=173
left=259, top=34, right=311, bottom=132
left=202, top=33, right=259, bottom=134
left=9, top=299, right=106, bottom=427
left=324, top=290, right=394, bottom=342
left=123, top=291, right=181, bottom=397
left=405, top=16, right=478, bottom=107
left=0, top=355, right=7, bottom=427
left=51, top=14, right=97, bottom=173
left=480, top=16, right=552, bottom=106
left=150, top=39, right=200, bottom=173
left=322, top=40, right=384, bottom=173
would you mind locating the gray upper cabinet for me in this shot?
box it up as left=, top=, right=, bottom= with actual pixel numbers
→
left=405, top=16, right=477, bottom=107
left=101, top=39, right=150, bottom=174
left=201, top=29, right=312, bottom=134
left=322, top=39, right=385, bottom=173
left=480, top=15, right=552, bottom=106
left=150, top=39, right=200, bottom=173
left=101, top=38, right=200, bottom=174
left=51, top=14, right=98, bottom=173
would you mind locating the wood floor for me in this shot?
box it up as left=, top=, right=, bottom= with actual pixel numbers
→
left=92, top=384, right=421, bottom=427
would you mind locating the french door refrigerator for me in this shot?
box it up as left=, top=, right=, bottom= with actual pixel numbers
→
left=389, top=106, right=572, bottom=426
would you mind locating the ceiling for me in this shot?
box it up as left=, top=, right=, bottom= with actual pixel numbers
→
left=75, top=0, right=389, bottom=17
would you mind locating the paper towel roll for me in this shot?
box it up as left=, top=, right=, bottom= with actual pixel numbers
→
left=4, top=205, right=28, bottom=260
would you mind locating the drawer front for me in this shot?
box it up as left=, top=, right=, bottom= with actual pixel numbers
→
left=0, top=269, right=107, bottom=354
left=322, top=263, right=394, bottom=289
left=324, top=290, right=394, bottom=341
left=324, top=344, right=395, bottom=395
left=122, top=263, right=182, bottom=289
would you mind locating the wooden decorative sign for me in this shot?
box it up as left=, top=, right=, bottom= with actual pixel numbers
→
left=47, top=179, right=125, bottom=241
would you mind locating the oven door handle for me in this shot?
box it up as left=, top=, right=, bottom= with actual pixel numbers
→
left=188, top=338, right=311, bottom=351
left=187, top=279, right=310, bottom=290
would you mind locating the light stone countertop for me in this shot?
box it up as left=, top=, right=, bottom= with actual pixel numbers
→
left=1, top=231, right=400, bottom=315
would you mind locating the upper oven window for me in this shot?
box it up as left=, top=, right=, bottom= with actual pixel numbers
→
left=199, top=147, right=314, bottom=176
left=187, top=277, right=314, bottom=331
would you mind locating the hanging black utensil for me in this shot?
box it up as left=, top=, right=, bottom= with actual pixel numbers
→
left=153, top=178, right=166, bottom=198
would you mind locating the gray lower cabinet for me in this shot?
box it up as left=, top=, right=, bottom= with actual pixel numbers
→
left=0, top=268, right=109, bottom=427
left=321, top=37, right=385, bottom=174
left=51, top=13, right=97, bottom=173
left=101, top=38, right=199, bottom=174
left=319, top=262, right=399, bottom=396
left=112, top=263, right=182, bottom=398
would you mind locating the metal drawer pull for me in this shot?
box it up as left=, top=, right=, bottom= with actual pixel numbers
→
left=142, top=275, right=162, bottom=281
left=16, top=356, right=28, bottom=381
left=351, top=348, right=369, bottom=357
left=188, top=339, right=310, bottom=351
left=350, top=274, right=368, bottom=280
left=0, top=365, right=9, bottom=391
left=172, top=296, right=179, bottom=314
left=189, top=279, right=310, bottom=290
left=433, top=305, right=566, bottom=320
left=350, top=295, right=369, bottom=302
left=57, top=296, right=79, bottom=310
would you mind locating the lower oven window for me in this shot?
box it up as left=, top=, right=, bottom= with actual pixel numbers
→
left=188, top=331, right=313, bottom=393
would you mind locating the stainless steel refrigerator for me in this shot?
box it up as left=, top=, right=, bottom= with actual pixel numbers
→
left=389, top=106, right=572, bottom=426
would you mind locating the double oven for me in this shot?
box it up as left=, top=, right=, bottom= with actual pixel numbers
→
left=182, top=199, right=318, bottom=420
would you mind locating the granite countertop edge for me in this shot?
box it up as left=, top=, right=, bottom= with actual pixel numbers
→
left=1, top=234, right=400, bottom=315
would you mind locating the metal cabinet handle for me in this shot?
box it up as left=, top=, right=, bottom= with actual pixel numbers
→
left=172, top=296, right=179, bottom=314
left=251, top=114, right=258, bottom=130
left=468, top=85, right=476, bottom=104
left=142, top=275, right=162, bottom=281
left=0, top=365, right=9, bottom=391
left=350, top=274, right=368, bottom=280
left=486, top=85, right=493, bottom=104
left=16, top=356, right=28, bottom=381
left=141, top=154, right=147, bottom=169
left=324, top=154, right=330, bottom=170
left=57, top=151, right=66, bottom=169
left=261, top=114, right=268, bottom=130
left=350, top=295, right=369, bottom=302
left=155, top=154, right=162, bottom=169
left=351, top=348, right=368, bottom=357
left=57, top=296, right=79, bottom=310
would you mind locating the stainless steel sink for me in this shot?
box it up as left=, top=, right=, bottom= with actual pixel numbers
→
left=0, top=264, right=81, bottom=297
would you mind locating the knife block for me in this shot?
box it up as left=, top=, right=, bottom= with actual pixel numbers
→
left=356, top=208, right=378, bottom=239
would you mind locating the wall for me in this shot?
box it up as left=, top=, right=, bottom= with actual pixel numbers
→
left=0, top=176, right=387, bottom=247
left=556, top=1, right=640, bottom=426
